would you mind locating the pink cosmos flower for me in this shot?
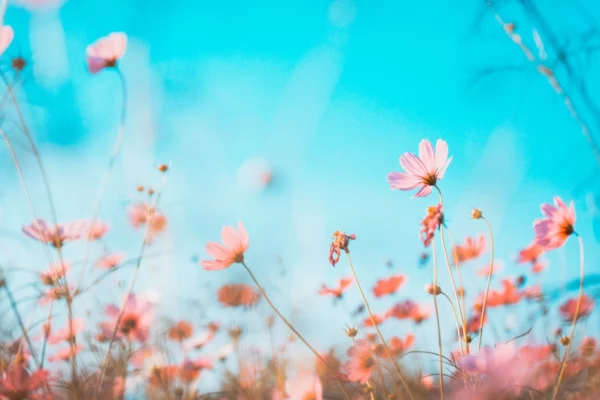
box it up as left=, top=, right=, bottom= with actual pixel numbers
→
left=96, top=252, right=125, bottom=269
left=98, top=294, right=153, bottom=342
left=410, top=303, right=432, bottom=324
left=180, top=358, right=214, bottom=384
left=48, top=318, right=85, bottom=345
left=23, top=219, right=86, bottom=248
left=39, top=261, right=71, bottom=286
left=0, top=365, right=49, bottom=400
left=127, top=203, right=167, bottom=244
left=475, top=261, right=503, bottom=277
left=318, top=277, right=353, bottom=298
left=362, top=313, right=387, bottom=327
left=200, top=222, right=249, bottom=271
left=387, top=139, right=452, bottom=197
left=344, top=339, right=375, bottom=383
left=559, top=295, right=594, bottom=322
left=420, top=204, right=443, bottom=247
left=185, top=323, right=220, bottom=351
left=39, top=285, right=72, bottom=306
left=285, top=373, right=323, bottom=400
left=49, top=344, right=83, bottom=362
left=385, top=300, right=419, bottom=320
left=86, top=32, right=127, bottom=74
left=0, top=26, right=14, bottom=56
left=386, top=334, right=415, bottom=357
left=455, top=235, right=486, bottom=263
left=86, top=220, right=109, bottom=240
left=372, top=274, right=406, bottom=297
left=517, top=241, right=545, bottom=263
left=533, top=196, right=576, bottom=250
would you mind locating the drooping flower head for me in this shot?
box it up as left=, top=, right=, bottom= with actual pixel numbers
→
left=455, top=235, right=486, bottom=263
left=372, top=274, right=406, bottom=297
left=217, top=283, right=260, bottom=308
left=328, top=230, right=355, bottom=267
left=285, top=373, right=323, bottom=400
left=23, top=219, right=86, bottom=249
left=533, top=196, right=576, bottom=250
left=200, top=222, right=249, bottom=270
left=318, top=277, right=353, bottom=299
left=86, top=32, right=127, bottom=74
left=344, top=339, right=376, bottom=383
left=420, top=204, right=443, bottom=247
left=387, top=139, right=452, bottom=197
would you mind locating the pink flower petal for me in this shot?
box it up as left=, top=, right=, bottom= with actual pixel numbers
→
left=0, top=26, right=14, bottom=56
left=201, top=259, right=232, bottom=271
left=413, top=185, right=433, bottom=198
left=399, top=152, right=427, bottom=177
left=221, top=225, right=242, bottom=251
left=434, top=139, right=449, bottom=172
left=418, top=139, right=436, bottom=171
left=205, top=242, right=231, bottom=259
left=387, top=172, right=422, bottom=190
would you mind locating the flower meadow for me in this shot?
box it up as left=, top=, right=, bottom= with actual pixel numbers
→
left=1, top=1, right=600, bottom=400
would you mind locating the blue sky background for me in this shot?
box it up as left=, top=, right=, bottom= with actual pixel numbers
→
left=1, top=0, right=600, bottom=390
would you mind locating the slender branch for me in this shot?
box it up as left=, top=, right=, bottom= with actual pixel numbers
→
left=431, top=241, right=444, bottom=399
left=478, top=217, right=495, bottom=350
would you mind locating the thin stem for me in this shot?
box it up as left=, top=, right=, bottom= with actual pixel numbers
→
left=436, top=186, right=468, bottom=354
left=345, top=253, right=416, bottom=400
left=432, top=241, right=444, bottom=399
left=77, top=67, right=128, bottom=291
left=478, top=217, right=495, bottom=350
left=441, top=292, right=464, bottom=356
left=552, top=235, right=585, bottom=399
left=446, top=229, right=467, bottom=319
left=240, top=261, right=351, bottom=400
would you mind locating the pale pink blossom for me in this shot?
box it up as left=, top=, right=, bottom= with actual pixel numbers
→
left=23, top=219, right=86, bottom=248
left=344, top=339, right=375, bottom=383
left=200, top=222, right=249, bottom=271
left=96, top=253, right=125, bottom=269
left=285, top=373, right=323, bottom=400
left=387, top=139, right=452, bottom=197
left=559, top=295, right=594, bottom=322
left=49, top=344, right=83, bottom=362
left=533, top=196, right=576, bottom=250
left=86, top=220, right=109, bottom=240
left=98, top=294, right=152, bottom=342
left=39, top=261, right=71, bottom=286
left=0, top=26, right=14, bottom=56
left=86, top=32, right=127, bottom=73
left=0, top=365, right=49, bottom=400
left=48, top=318, right=85, bottom=345
left=127, top=203, right=167, bottom=244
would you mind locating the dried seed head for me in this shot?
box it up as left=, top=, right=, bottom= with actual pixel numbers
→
left=136, top=185, right=144, bottom=192
left=471, top=208, right=483, bottom=220
left=266, top=316, right=275, bottom=329
left=560, top=336, right=571, bottom=346
left=426, top=284, right=442, bottom=295
left=11, top=56, right=26, bottom=72
left=345, top=326, right=358, bottom=338
left=457, top=287, right=465, bottom=297
left=147, top=188, right=155, bottom=196
left=465, top=335, right=473, bottom=343
left=174, top=388, right=184, bottom=398
left=228, top=326, right=243, bottom=341
left=158, top=164, right=168, bottom=173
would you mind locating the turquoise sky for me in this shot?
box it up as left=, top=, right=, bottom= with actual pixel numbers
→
left=1, top=0, right=600, bottom=389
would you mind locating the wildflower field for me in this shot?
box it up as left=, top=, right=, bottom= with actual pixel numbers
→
left=1, top=0, right=600, bottom=399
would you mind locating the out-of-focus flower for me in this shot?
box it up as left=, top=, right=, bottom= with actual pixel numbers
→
left=39, top=285, right=72, bottom=306
left=49, top=344, right=83, bottom=362
left=455, top=235, right=486, bottom=262
left=180, top=357, right=213, bottom=383
left=23, top=219, right=86, bottom=248
left=48, top=319, right=85, bottom=345
left=86, top=32, right=127, bottom=73
left=98, top=294, right=153, bottom=343
left=465, top=312, right=486, bottom=334
left=387, top=139, right=452, bottom=197
left=517, top=241, right=545, bottom=263
left=372, top=274, right=406, bottom=297
left=385, top=300, right=419, bottom=320
left=521, top=285, right=542, bottom=301
left=385, top=334, right=415, bottom=357
left=318, top=277, right=352, bottom=299
left=344, top=339, right=375, bottom=383
left=39, top=261, right=71, bottom=286
left=168, top=321, right=194, bottom=342
left=96, top=253, right=125, bottom=269
left=315, top=350, right=341, bottom=380
left=559, top=295, right=594, bottom=322
left=0, top=26, right=14, bottom=56
left=421, top=374, right=434, bottom=389
left=285, top=373, right=323, bottom=400
left=580, top=337, right=597, bottom=357
left=237, top=157, right=273, bottom=192
left=475, top=279, right=521, bottom=310
left=475, top=261, right=504, bottom=277
left=533, top=196, right=576, bottom=250
left=86, top=220, right=109, bottom=240
left=362, top=314, right=387, bottom=327
left=217, top=283, right=260, bottom=308
left=328, top=230, right=355, bottom=267
left=420, top=204, right=443, bottom=247
left=186, top=323, right=220, bottom=351
left=200, top=222, right=249, bottom=271
left=0, top=365, right=49, bottom=399
left=127, top=203, right=167, bottom=244
left=410, top=304, right=432, bottom=324
left=531, top=260, right=547, bottom=274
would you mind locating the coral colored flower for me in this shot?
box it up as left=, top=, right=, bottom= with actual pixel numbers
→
left=23, top=219, right=86, bottom=248
left=580, top=337, right=597, bottom=357
left=411, top=304, right=432, bottom=324
left=318, top=277, right=352, bottom=298
left=200, top=222, right=249, bottom=271
left=531, top=260, right=547, bottom=274
left=475, top=279, right=521, bottom=310
left=49, top=344, right=83, bottom=362
left=533, top=196, right=576, bottom=250
left=98, top=294, right=153, bottom=342
left=96, top=252, right=125, bottom=269
left=559, top=295, right=594, bottom=322
left=39, top=261, right=71, bottom=286
left=421, top=375, right=434, bottom=389
left=385, top=300, right=419, bottom=319
left=420, top=204, right=443, bottom=247
left=285, top=373, right=323, bottom=400
left=521, top=285, right=542, bottom=300
left=517, top=241, right=545, bottom=263
left=39, top=285, right=72, bottom=306
left=387, top=139, right=452, bottom=197
left=185, top=323, right=220, bottom=351
left=217, top=283, right=260, bottom=308
left=519, top=344, right=553, bottom=364
left=168, top=321, right=194, bottom=342
left=475, top=261, right=503, bottom=277
left=0, top=25, right=14, bottom=56
left=328, top=230, right=355, bottom=267
left=455, top=235, right=486, bottom=262
left=180, top=358, right=213, bottom=383
left=128, top=203, right=167, bottom=244
left=48, top=319, right=85, bottom=345
left=86, top=32, right=127, bottom=74
left=0, top=365, right=49, bottom=400
left=344, top=339, right=376, bottom=383
left=362, top=314, right=387, bottom=327
left=372, top=274, right=406, bottom=297
left=86, top=220, right=109, bottom=240
left=386, top=334, right=415, bottom=357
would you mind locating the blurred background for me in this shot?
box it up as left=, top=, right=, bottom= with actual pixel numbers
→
left=1, top=0, right=600, bottom=391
